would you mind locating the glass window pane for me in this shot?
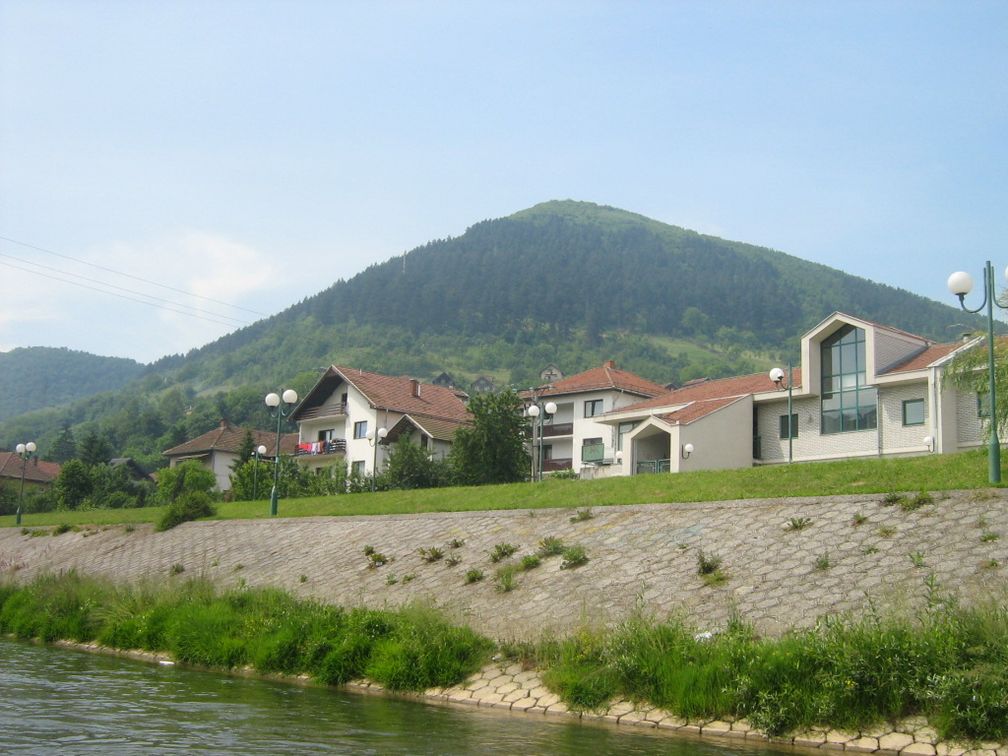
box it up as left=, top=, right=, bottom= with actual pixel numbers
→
left=822, top=411, right=841, bottom=434
left=903, top=399, right=925, bottom=426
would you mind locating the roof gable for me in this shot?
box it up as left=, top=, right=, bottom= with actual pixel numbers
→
left=529, top=361, right=667, bottom=399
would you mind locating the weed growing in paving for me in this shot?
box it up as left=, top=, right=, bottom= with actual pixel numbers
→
left=401, top=573, right=416, bottom=584
left=982, top=558, right=1000, bottom=570
left=569, top=508, right=594, bottom=523
left=862, top=544, right=879, bottom=555
left=445, top=555, right=461, bottom=567
left=53, top=523, right=75, bottom=535
left=852, top=512, right=867, bottom=527
left=299, top=574, right=307, bottom=583
left=560, top=545, right=588, bottom=570
left=448, top=538, right=465, bottom=549
left=815, top=552, right=831, bottom=571
left=980, top=531, right=1000, bottom=543
left=877, top=526, right=896, bottom=538
left=170, top=563, right=185, bottom=576
left=784, top=516, right=812, bottom=532
left=900, top=491, right=933, bottom=512
left=520, top=554, right=541, bottom=571
left=881, top=492, right=905, bottom=506
left=364, top=546, right=388, bottom=568
left=386, top=574, right=398, bottom=585
left=464, top=568, right=484, bottom=584
left=536, top=536, right=565, bottom=557
left=418, top=546, right=444, bottom=563
left=909, top=551, right=926, bottom=568
left=489, top=543, right=518, bottom=563
left=495, top=565, right=518, bottom=592
left=696, top=550, right=727, bottom=585
left=977, top=515, right=989, bottom=529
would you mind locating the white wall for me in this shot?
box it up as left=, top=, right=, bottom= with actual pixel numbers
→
left=677, top=398, right=753, bottom=472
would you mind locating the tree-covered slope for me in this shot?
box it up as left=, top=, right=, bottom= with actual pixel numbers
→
left=0, top=347, right=144, bottom=421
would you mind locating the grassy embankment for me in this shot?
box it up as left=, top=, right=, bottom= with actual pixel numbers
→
left=1, top=448, right=1000, bottom=529
left=1, top=572, right=1005, bottom=743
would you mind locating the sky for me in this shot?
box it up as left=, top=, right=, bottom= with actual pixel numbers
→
left=1, top=1, right=1006, bottom=364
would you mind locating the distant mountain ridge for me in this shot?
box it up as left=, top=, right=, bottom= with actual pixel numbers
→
left=0, top=200, right=987, bottom=464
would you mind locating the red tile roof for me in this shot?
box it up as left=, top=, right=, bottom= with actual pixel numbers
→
left=610, top=367, right=801, bottom=415
left=655, top=396, right=747, bottom=425
left=386, top=412, right=470, bottom=443
left=526, top=361, right=667, bottom=399
left=880, top=342, right=963, bottom=374
left=296, top=367, right=471, bottom=423
left=0, top=452, right=61, bottom=484
left=162, top=420, right=296, bottom=458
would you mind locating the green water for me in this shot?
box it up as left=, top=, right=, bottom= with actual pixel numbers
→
left=0, top=639, right=799, bottom=754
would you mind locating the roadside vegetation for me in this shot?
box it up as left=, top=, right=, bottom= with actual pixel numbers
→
left=0, top=572, right=1005, bottom=743
left=2, top=448, right=1001, bottom=529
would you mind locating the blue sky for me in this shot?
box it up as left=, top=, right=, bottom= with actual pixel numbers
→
left=1, top=1, right=1006, bottom=363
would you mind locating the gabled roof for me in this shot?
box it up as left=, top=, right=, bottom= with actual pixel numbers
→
left=385, top=412, right=470, bottom=444
left=294, top=366, right=471, bottom=423
left=527, top=360, right=667, bottom=400
left=162, top=420, right=296, bottom=458
left=880, top=342, right=968, bottom=375
left=805, top=311, right=931, bottom=346
left=654, top=396, right=747, bottom=425
left=0, top=452, right=61, bottom=484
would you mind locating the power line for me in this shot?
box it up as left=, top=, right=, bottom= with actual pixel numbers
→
left=0, top=251, right=250, bottom=326
left=0, top=233, right=267, bottom=317
left=0, top=258, right=249, bottom=329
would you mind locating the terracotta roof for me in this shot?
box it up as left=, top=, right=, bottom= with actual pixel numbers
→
left=295, top=367, right=471, bottom=423
left=0, top=452, right=61, bottom=484
left=655, top=396, right=747, bottom=425
left=162, top=420, right=295, bottom=458
left=610, top=367, right=801, bottom=415
left=386, top=412, right=470, bottom=443
left=525, top=361, right=667, bottom=400
left=880, top=342, right=965, bottom=374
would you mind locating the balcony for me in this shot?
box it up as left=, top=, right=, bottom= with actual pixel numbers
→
left=296, top=403, right=349, bottom=422
left=635, top=458, right=671, bottom=474
left=541, top=422, right=573, bottom=438
left=543, top=457, right=573, bottom=472
left=294, top=439, right=347, bottom=457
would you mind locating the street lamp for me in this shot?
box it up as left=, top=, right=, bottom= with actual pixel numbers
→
left=948, top=262, right=1008, bottom=484
left=14, top=441, right=36, bottom=526
left=265, top=389, right=298, bottom=516
left=526, top=399, right=557, bottom=481
left=769, top=362, right=795, bottom=463
left=252, top=444, right=267, bottom=500
left=365, top=426, right=388, bottom=492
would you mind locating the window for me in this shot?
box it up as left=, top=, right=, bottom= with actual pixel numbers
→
left=902, top=399, right=925, bottom=426
left=978, top=394, right=991, bottom=418
left=353, top=421, right=368, bottom=439
left=317, top=428, right=335, bottom=442
left=581, top=438, right=604, bottom=463
left=820, top=325, right=877, bottom=433
left=584, top=399, right=603, bottom=418
left=778, top=413, right=798, bottom=439
left=616, top=421, right=639, bottom=451
left=351, top=460, right=365, bottom=476
left=542, top=444, right=553, bottom=460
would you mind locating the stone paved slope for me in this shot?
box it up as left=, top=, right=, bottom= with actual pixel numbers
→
left=2, top=490, right=1007, bottom=640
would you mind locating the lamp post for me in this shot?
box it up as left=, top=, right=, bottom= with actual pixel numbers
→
left=365, top=426, right=387, bottom=492
left=252, top=444, right=267, bottom=500
left=948, top=262, right=1007, bottom=484
left=265, top=389, right=298, bottom=516
left=14, top=441, right=36, bottom=526
left=769, top=362, right=795, bottom=463
left=525, top=399, right=557, bottom=481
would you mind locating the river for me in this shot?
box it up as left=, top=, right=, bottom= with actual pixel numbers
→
left=0, top=639, right=800, bottom=754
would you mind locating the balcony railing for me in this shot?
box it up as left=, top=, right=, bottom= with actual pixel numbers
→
left=294, top=439, right=347, bottom=457
left=581, top=444, right=605, bottom=463
left=543, top=457, right=573, bottom=472
left=542, top=423, right=573, bottom=438
left=296, top=403, right=349, bottom=422
left=635, top=458, right=671, bottom=474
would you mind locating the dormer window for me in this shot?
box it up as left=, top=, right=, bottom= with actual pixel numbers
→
left=821, top=325, right=877, bottom=433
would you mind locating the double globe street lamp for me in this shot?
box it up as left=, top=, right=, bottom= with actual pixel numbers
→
left=365, top=426, right=388, bottom=492
left=265, top=389, right=298, bottom=516
left=948, top=262, right=1008, bottom=484
left=14, top=441, right=37, bottom=526
left=526, top=400, right=557, bottom=482
left=252, top=444, right=267, bottom=500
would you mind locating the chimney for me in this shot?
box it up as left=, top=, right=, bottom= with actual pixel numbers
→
left=410, top=379, right=421, bottom=398
left=603, top=359, right=615, bottom=369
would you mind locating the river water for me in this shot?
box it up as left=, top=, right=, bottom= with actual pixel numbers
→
left=0, top=639, right=798, bottom=755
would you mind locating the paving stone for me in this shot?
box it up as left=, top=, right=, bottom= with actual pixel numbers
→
left=510, top=697, right=537, bottom=711
left=847, top=736, right=881, bottom=752
left=879, top=733, right=915, bottom=751
left=901, top=744, right=937, bottom=755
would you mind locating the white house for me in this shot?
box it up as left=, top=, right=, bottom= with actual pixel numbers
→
left=290, top=366, right=471, bottom=477
left=521, top=360, right=668, bottom=477
left=596, top=313, right=983, bottom=475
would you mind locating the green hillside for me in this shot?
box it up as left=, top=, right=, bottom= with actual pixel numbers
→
left=0, top=200, right=986, bottom=468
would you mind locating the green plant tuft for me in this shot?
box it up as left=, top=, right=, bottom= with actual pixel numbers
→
left=489, top=543, right=518, bottom=563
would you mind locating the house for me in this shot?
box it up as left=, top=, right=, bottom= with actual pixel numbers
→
left=539, top=364, right=563, bottom=382
left=161, top=420, right=297, bottom=491
left=470, top=375, right=496, bottom=394
left=521, top=360, right=668, bottom=476
left=596, top=312, right=982, bottom=476
left=432, top=372, right=456, bottom=388
left=0, top=452, right=60, bottom=490
left=290, top=366, right=471, bottom=477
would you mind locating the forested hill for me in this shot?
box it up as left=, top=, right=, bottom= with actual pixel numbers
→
left=0, top=347, right=144, bottom=421
left=0, top=200, right=985, bottom=467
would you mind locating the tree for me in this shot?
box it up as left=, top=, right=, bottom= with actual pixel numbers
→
left=232, top=430, right=255, bottom=473
left=155, top=460, right=216, bottom=505
left=77, top=431, right=113, bottom=466
left=385, top=437, right=450, bottom=489
left=449, top=389, right=528, bottom=485
left=49, top=426, right=77, bottom=463
left=944, top=338, right=1008, bottom=438
left=53, top=459, right=93, bottom=511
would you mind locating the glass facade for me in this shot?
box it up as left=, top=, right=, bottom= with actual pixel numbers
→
left=821, top=325, right=877, bottom=433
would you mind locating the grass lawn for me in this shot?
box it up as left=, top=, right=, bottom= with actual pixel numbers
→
left=2, top=448, right=1000, bottom=529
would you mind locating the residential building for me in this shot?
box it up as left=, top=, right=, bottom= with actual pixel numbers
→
left=596, top=312, right=982, bottom=475
left=162, top=420, right=297, bottom=491
left=0, top=452, right=60, bottom=490
left=291, top=366, right=471, bottom=477
left=522, top=360, right=668, bottom=476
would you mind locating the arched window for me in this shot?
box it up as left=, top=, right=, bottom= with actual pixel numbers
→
left=821, top=325, right=877, bottom=433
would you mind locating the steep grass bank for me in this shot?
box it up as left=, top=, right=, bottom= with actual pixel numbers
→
left=2, top=573, right=1005, bottom=743
left=2, top=448, right=999, bottom=529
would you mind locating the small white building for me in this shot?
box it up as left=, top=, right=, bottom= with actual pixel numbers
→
left=290, top=366, right=470, bottom=478
left=597, top=312, right=984, bottom=475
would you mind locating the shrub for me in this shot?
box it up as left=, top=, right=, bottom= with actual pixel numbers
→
left=537, top=536, right=565, bottom=557
left=560, top=545, right=588, bottom=570
left=489, top=543, right=518, bottom=563
left=156, top=491, right=216, bottom=531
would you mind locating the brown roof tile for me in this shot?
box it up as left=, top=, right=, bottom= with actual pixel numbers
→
left=611, top=368, right=801, bottom=415
left=527, top=361, right=667, bottom=399
left=162, top=420, right=293, bottom=458
left=881, top=342, right=962, bottom=374
left=654, top=396, right=746, bottom=425
left=0, top=452, right=61, bottom=484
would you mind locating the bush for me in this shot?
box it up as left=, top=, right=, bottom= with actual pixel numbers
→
left=155, top=460, right=216, bottom=506
left=156, top=491, right=216, bottom=531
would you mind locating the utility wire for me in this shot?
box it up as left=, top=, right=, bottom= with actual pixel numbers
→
left=0, top=233, right=267, bottom=317
left=0, top=258, right=249, bottom=329
left=0, top=251, right=249, bottom=325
